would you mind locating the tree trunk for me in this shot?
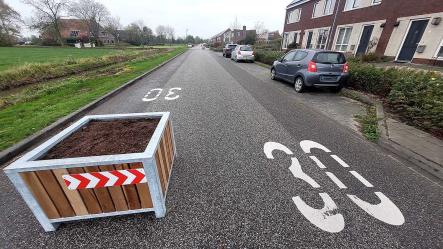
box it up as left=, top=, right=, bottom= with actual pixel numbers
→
left=53, top=21, right=64, bottom=46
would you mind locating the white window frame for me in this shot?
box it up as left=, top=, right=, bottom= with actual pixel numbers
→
left=335, top=27, right=353, bottom=52
left=434, top=38, right=443, bottom=60
left=344, top=0, right=361, bottom=11
left=282, top=31, right=300, bottom=49
left=287, top=8, right=302, bottom=24
left=316, top=28, right=329, bottom=49
left=323, top=0, right=335, bottom=15
left=70, top=30, right=80, bottom=37
left=312, top=2, right=318, bottom=18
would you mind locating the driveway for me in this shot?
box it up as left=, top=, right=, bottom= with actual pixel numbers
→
left=1, top=48, right=442, bottom=248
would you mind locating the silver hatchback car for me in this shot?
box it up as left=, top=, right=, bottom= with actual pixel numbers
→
left=271, top=49, right=349, bottom=93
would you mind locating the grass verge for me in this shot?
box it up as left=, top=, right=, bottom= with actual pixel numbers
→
left=0, top=47, right=186, bottom=151
left=354, top=105, right=380, bottom=142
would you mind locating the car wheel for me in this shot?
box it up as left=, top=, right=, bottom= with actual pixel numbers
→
left=294, top=77, right=305, bottom=93
left=271, top=68, right=277, bottom=80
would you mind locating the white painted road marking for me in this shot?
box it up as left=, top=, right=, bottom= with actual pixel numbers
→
left=326, top=172, right=347, bottom=189
left=309, top=156, right=327, bottom=169
left=264, top=140, right=405, bottom=233
left=348, top=192, right=405, bottom=226
left=142, top=87, right=182, bottom=102
left=264, top=142, right=293, bottom=159
left=293, top=193, right=345, bottom=233
left=165, top=87, right=182, bottom=100
left=350, top=171, right=374, bottom=187
left=330, top=155, right=350, bottom=168
left=289, top=157, right=320, bottom=188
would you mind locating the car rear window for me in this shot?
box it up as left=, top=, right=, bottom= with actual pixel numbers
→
left=228, top=45, right=237, bottom=49
left=314, top=52, right=346, bottom=64
left=240, top=46, right=253, bottom=51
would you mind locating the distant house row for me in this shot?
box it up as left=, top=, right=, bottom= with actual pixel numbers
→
left=41, top=18, right=115, bottom=46
left=209, top=26, right=281, bottom=46
left=283, top=0, right=443, bottom=66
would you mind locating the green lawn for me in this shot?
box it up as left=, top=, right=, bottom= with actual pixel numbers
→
left=0, top=47, right=186, bottom=150
left=0, top=47, right=120, bottom=71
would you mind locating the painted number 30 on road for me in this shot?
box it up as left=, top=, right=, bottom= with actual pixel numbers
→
left=264, top=140, right=405, bottom=233
left=142, top=88, right=182, bottom=102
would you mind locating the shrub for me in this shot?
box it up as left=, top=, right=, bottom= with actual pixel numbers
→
left=254, top=50, right=285, bottom=65
left=361, top=52, right=381, bottom=62
left=347, top=62, right=442, bottom=133
left=387, top=73, right=443, bottom=131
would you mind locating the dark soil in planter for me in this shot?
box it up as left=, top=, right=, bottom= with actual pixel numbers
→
left=41, top=118, right=160, bottom=160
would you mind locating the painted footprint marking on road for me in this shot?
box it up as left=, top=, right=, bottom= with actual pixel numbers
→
left=264, top=140, right=405, bottom=233
left=142, top=87, right=182, bottom=102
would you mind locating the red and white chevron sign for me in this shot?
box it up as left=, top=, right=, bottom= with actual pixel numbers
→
left=62, top=168, right=147, bottom=190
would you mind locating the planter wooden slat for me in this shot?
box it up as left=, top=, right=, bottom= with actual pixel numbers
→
left=98, top=165, right=129, bottom=211
left=5, top=112, right=176, bottom=232
left=35, top=170, right=76, bottom=217
left=68, top=167, right=102, bottom=214
left=21, top=172, right=61, bottom=219
left=155, top=150, right=167, bottom=193
left=52, top=168, right=89, bottom=216
left=84, top=166, right=116, bottom=213
left=119, top=164, right=142, bottom=210
left=130, top=163, right=153, bottom=208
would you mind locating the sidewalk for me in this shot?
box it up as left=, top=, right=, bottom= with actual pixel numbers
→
left=379, top=118, right=443, bottom=179
left=341, top=89, right=443, bottom=180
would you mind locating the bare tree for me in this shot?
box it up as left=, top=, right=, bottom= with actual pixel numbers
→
left=254, top=21, right=267, bottom=35
left=230, top=16, right=240, bottom=30
left=165, top=25, right=174, bottom=45
left=0, top=0, right=22, bottom=45
left=69, top=0, right=109, bottom=43
left=103, top=15, right=121, bottom=43
left=23, top=0, right=69, bottom=46
left=155, top=25, right=166, bottom=42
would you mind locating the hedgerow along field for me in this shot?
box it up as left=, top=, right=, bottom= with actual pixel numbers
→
left=0, top=46, right=186, bottom=150
left=0, top=47, right=119, bottom=71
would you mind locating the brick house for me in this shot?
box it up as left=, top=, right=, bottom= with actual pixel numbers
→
left=42, top=19, right=115, bottom=45
left=257, top=30, right=282, bottom=43
left=210, top=26, right=257, bottom=46
left=282, top=0, right=443, bottom=65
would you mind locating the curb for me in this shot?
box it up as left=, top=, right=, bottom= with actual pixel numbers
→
left=254, top=61, right=272, bottom=69
left=0, top=50, right=187, bottom=167
left=341, top=88, right=442, bottom=180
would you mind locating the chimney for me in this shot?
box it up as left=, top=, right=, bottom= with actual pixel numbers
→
left=243, top=25, right=246, bottom=31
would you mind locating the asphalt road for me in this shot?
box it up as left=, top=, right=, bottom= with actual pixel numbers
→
left=1, top=48, right=442, bottom=248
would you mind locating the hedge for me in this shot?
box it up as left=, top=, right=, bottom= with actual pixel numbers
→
left=348, top=62, right=442, bottom=133
left=254, top=50, right=285, bottom=65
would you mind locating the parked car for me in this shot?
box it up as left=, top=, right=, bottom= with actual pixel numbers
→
left=187, top=44, right=193, bottom=48
left=223, top=44, right=238, bottom=58
left=271, top=49, right=349, bottom=93
left=231, top=45, right=255, bottom=62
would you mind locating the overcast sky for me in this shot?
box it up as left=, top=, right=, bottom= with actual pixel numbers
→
left=6, top=0, right=290, bottom=38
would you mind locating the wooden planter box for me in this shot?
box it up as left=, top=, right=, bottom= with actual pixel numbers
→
left=4, top=112, right=176, bottom=232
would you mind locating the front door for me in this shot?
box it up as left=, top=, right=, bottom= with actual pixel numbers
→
left=356, top=25, right=374, bottom=55
left=397, top=19, right=429, bottom=61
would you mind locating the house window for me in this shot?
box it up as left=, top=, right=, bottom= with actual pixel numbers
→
left=283, top=32, right=298, bottom=49
left=344, top=0, right=360, bottom=10
left=335, top=27, right=352, bottom=51
left=316, top=29, right=329, bottom=49
left=287, top=8, right=301, bottom=24
left=323, top=0, right=336, bottom=15
left=306, top=31, right=313, bottom=49
left=70, top=30, right=80, bottom=37
left=312, top=2, right=318, bottom=18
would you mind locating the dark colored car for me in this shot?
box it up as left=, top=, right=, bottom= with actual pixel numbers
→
left=271, top=49, right=349, bottom=93
left=223, top=44, right=238, bottom=58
